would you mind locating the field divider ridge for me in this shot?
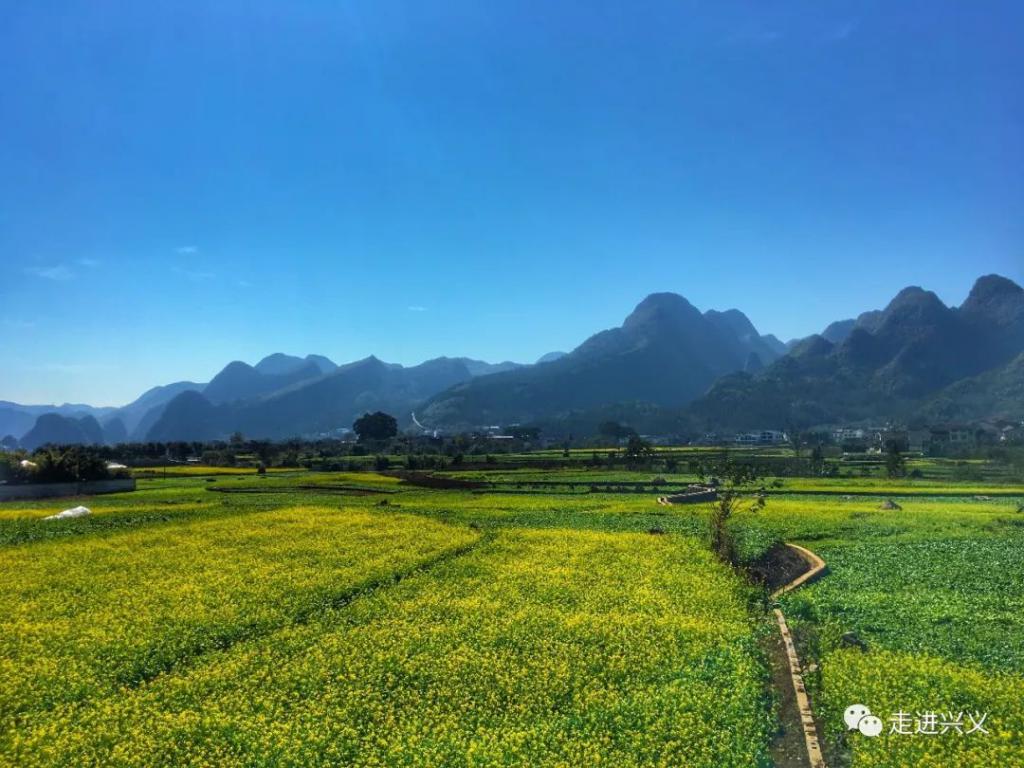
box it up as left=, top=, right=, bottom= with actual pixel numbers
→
left=772, top=543, right=828, bottom=768
left=119, top=527, right=496, bottom=692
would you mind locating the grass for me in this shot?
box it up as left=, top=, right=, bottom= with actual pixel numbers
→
left=1, top=464, right=1022, bottom=766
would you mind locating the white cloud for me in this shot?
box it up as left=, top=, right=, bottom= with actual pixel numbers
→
left=78, top=257, right=100, bottom=267
left=237, top=279, right=253, bottom=288
left=176, top=245, right=199, bottom=255
left=407, top=305, right=427, bottom=312
left=24, top=265, right=73, bottom=281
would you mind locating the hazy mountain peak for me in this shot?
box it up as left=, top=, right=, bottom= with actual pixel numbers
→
left=20, top=412, right=105, bottom=450
left=204, top=358, right=321, bottom=405
left=221, top=360, right=256, bottom=374
left=304, top=354, right=338, bottom=374
left=438, top=357, right=523, bottom=377
left=256, top=352, right=337, bottom=376
left=854, top=309, right=885, bottom=333
left=536, top=351, right=567, bottom=364
left=960, top=274, right=1023, bottom=325
left=966, top=273, right=1022, bottom=301
left=623, top=293, right=702, bottom=334
left=821, top=319, right=856, bottom=344
left=704, top=308, right=758, bottom=337
left=878, top=286, right=951, bottom=329
left=790, top=334, right=834, bottom=358
left=255, top=353, right=303, bottom=375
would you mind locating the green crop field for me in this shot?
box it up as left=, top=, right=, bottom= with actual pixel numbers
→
left=1, top=466, right=1022, bottom=767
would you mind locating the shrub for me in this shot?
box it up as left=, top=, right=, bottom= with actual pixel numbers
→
left=30, top=447, right=113, bottom=484
left=0, top=453, right=33, bottom=484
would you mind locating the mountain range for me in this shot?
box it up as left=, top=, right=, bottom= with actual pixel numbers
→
left=686, top=275, right=1024, bottom=431
left=3, top=273, right=1022, bottom=446
left=417, top=293, right=787, bottom=429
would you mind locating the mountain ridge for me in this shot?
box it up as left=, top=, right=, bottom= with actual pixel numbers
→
left=5, top=273, right=1021, bottom=445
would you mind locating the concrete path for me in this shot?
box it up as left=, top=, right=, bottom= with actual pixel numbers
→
left=772, top=544, right=828, bottom=768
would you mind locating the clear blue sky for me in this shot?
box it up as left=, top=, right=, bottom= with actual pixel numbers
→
left=2, top=1, right=1021, bottom=406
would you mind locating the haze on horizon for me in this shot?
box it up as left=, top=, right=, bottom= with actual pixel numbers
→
left=2, top=1, right=1021, bottom=407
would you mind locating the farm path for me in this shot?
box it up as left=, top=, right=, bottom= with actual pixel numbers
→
left=768, top=544, right=828, bottom=768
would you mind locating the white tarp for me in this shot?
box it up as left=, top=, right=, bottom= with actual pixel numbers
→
left=44, top=505, right=92, bottom=521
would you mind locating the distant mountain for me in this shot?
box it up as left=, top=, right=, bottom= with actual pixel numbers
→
left=113, top=381, right=205, bottom=438
left=203, top=360, right=323, bottom=405
left=147, top=356, right=477, bottom=441
left=686, top=275, right=1024, bottom=430
left=918, top=352, right=1024, bottom=423
left=537, top=351, right=568, bottom=364
left=102, top=417, right=128, bottom=445
left=790, top=309, right=886, bottom=349
left=254, top=353, right=337, bottom=376
left=703, top=309, right=785, bottom=367
left=821, top=319, right=855, bottom=344
left=9, top=274, right=1020, bottom=442
left=0, top=401, right=115, bottom=419
left=304, top=354, right=338, bottom=374
left=0, top=407, right=37, bottom=441
left=146, top=390, right=227, bottom=442
left=20, top=413, right=105, bottom=451
left=0, top=401, right=116, bottom=440
left=419, top=293, right=780, bottom=429
left=107, top=356, right=337, bottom=440
left=451, top=358, right=524, bottom=377
left=760, top=335, right=788, bottom=357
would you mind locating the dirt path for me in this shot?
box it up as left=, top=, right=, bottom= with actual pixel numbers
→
left=767, top=544, right=828, bottom=768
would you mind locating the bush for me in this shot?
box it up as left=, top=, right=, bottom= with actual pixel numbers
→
left=0, top=453, right=33, bottom=484
left=26, top=447, right=115, bottom=484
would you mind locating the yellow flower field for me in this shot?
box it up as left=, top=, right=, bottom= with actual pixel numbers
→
left=0, top=506, right=479, bottom=730
left=3, top=527, right=772, bottom=767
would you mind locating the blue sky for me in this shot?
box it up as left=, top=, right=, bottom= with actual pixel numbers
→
left=2, top=1, right=1021, bottom=406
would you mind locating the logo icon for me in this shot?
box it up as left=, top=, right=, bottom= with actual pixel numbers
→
left=844, top=704, right=882, bottom=737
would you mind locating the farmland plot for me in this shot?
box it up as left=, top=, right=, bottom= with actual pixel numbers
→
left=0, top=507, right=479, bottom=730
left=770, top=500, right=1024, bottom=767
left=4, top=527, right=773, bottom=768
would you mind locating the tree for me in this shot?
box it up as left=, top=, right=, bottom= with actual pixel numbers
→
left=353, top=411, right=398, bottom=442
left=703, top=454, right=767, bottom=565
left=623, top=435, right=653, bottom=465
left=787, top=428, right=803, bottom=458
left=885, top=440, right=907, bottom=479
left=809, top=444, right=825, bottom=476
left=33, top=446, right=111, bottom=483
